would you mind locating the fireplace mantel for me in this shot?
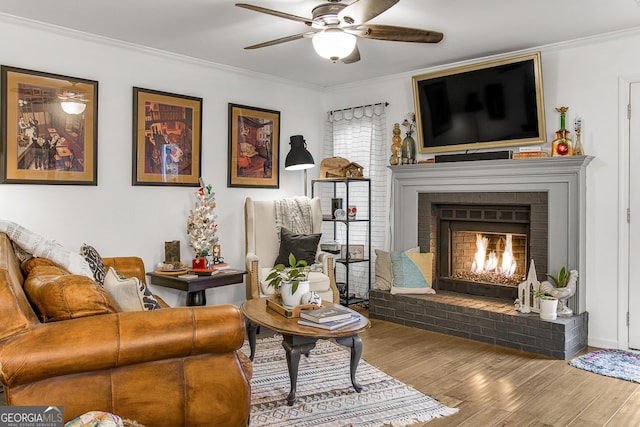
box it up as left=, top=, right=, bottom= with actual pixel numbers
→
left=389, top=156, right=593, bottom=313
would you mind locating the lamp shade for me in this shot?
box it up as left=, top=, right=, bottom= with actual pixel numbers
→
left=285, top=135, right=315, bottom=170
left=60, top=101, right=86, bottom=115
left=312, top=29, right=356, bottom=62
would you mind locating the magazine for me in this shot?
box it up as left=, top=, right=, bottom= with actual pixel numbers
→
left=297, top=314, right=361, bottom=330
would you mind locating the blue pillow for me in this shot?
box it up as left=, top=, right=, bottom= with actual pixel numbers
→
left=390, top=251, right=435, bottom=295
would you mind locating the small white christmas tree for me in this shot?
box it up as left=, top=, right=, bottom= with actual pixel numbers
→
left=187, top=179, right=218, bottom=258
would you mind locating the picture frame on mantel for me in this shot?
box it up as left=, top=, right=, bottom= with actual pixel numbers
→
left=1, top=66, right=98, bottom=185
left=132, top=87, right=202, bottom=186
left=227, top=103, right=280, bottom=188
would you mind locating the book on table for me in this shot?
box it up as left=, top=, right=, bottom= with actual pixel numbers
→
left=190, top=268, right=218, bottom=276
left=297, top=314, right=361, bottom=330
left=213, top=262, right=230, bottom=270
left=299, top=305, right=353, bottom=323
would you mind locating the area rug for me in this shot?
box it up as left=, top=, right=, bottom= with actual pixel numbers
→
left=569, top=349, right=640, bottom=383
left=242, top=336, right=458, bottom=427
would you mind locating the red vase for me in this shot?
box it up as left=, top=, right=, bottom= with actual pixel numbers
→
left=192, top=258, right=206, bottom=269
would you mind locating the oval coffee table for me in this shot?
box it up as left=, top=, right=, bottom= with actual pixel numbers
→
left=240, top=298, right=371, bottom=406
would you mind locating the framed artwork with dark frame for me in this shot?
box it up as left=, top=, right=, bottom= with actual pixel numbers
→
left=133, top=87, right=202, bottom=186
left=227, top=103, right=280, bottom=188
left=1, top=66, right=98, bottom=185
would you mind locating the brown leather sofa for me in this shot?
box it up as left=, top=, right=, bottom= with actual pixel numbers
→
left=0, top=232, right=251, bottom=426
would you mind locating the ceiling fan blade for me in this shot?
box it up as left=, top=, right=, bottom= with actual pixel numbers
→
left=236, top=3, right=313, bottom=26
left=352, top=24, right=443, bottom=43
left=338, top=0, right=399, bottom=25
left=342, top=44, right=361, bottom=64
left=244, top=32, right=315, bottom=49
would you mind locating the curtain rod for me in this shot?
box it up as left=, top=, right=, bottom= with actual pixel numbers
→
left=329, top=102, right=389, bottom=114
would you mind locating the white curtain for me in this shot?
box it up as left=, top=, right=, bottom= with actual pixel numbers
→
left=320, top=103, right=388, bottom=301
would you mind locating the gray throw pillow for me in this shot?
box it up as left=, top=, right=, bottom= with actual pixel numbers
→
left=274, top=227, right=321, bottom=266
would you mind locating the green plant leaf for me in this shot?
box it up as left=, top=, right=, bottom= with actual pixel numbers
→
left=548, top=266, right=569, bottom=288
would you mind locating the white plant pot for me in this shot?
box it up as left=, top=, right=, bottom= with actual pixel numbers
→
left=539, top=297, right=558, bottom=321
left=280, top=280, right=310, bottom=309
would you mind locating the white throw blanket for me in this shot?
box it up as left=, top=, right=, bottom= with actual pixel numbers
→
left=274, top=197, right=313, bottom=239
left=0, top=220, right=94, bottom=278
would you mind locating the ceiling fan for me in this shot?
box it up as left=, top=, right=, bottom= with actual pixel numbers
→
left=236, top=0, right=443, bottom=63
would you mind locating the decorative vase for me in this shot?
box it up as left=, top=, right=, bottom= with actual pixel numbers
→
left=390, top=123, right=402, bottom=165
left=192, top=257, right=206, bottom=269
left=552, top=106, right=573, bottom=156
left=552, top=130, right=572, bottom=156
left=573, top=118, right=584, bottom=156
left=301, top=291, right=322, bottom=306
left=280, top=280, right=310, bottom=309
left=401, top=133, right=416, bottom=164
left=539, top=297, right=558, bottom=321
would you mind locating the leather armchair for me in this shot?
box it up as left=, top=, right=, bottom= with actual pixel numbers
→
left=0, top=232, right=251, bottom=426
left=244, top=196, right=339, bottom=302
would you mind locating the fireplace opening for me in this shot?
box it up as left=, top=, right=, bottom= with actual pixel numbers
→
left=451, top=231, right=527, bottom=286
left=436, top=204, right=531, bottom=300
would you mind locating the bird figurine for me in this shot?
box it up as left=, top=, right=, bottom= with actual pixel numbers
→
left=539, top=269, right=578, bottom=317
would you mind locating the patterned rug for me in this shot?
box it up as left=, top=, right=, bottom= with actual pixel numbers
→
left=242, top=336, right=458, bottom=427
left=570, top=349, right=640, bottom=383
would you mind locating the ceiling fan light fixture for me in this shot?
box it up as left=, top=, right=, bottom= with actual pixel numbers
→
left=312, top=28, right=356, bottom=62
left=60, top=101, right=86, bottom=115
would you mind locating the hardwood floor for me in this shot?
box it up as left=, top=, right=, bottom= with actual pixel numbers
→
left=359, top=316, right=640, bottom=427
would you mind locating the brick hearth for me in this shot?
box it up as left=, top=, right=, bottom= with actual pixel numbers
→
left=369, top=289, right=588, bottom=359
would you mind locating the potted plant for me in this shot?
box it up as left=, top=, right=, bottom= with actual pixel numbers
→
left=540, top=266, right=577, bottom=317
left=532, top=289, right=558, bottom=321
left=265, top=253, right=310, bottom=308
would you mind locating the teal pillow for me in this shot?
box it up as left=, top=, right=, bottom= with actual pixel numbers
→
left=390, top=252, right=428, bottom=288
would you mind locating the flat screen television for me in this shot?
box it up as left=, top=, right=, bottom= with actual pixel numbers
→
left=412, top=52, right=546, bottom=154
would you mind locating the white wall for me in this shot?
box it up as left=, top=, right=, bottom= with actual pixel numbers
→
left=323, top=29, right=640, bottom=349
left=0, top=16, right=325, bottom=307
left=2, top=13, right=638, bottom=349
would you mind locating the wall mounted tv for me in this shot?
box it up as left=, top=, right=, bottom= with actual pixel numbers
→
left=412, top=52, right=546, bottom=154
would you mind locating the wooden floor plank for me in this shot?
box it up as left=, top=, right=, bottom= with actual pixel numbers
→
left=598, top=387, right=640, bottom=426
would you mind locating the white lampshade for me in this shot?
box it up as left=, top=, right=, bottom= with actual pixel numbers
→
left=60, top=101, right=86, bottom=115
left=312, top=29, right=356, bottom=61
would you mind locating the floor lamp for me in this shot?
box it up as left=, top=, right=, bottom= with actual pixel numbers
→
left=285, top=135, right=315, bottom=196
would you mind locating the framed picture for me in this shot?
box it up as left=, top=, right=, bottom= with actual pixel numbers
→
left=1, top=66, right=98, bottom=185
left=341, top=244, right=365, bottom=261
left=227, top=103, right=280, bottom=188
left=132, top=87, right=202, bottom=186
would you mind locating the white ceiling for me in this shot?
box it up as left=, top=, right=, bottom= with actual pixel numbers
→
left=1, top=0, right=640, bottom=87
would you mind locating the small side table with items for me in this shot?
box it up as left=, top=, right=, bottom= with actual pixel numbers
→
left=147, top=269, right=246, bottom=306
left=240, top=297, right=370, bottom=406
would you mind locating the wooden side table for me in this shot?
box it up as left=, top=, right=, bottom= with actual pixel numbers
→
left=147, top=269, right=246, bottom=306
left=240, top=298, right=371, bottom=406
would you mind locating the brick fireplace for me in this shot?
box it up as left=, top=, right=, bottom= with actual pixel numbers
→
left=370, top=156, right=592, bottom=359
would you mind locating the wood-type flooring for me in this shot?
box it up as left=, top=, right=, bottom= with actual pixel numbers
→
left=359, top=314, right=640, bottom=427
